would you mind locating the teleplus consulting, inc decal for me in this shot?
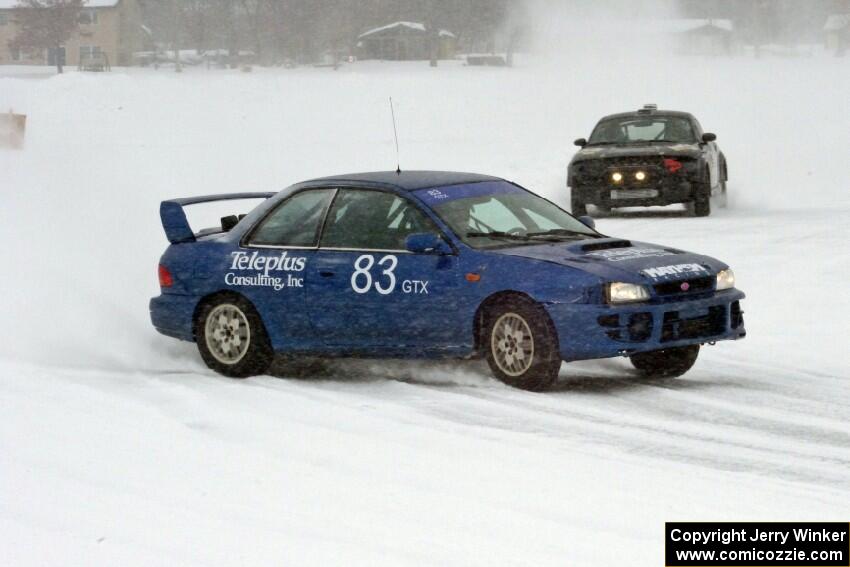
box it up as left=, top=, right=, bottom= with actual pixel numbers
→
left=225, top=251, right=306, bottom=291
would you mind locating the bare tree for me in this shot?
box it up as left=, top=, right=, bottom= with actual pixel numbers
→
left=9, top=0, right=84, bottom=73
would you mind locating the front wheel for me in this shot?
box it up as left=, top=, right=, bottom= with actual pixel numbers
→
left=630, top=345, right=700, bottom=378
left=195, top=295, right=273, bottom=378
left=483, top=299, right=561, bottom=391
left=690, top=183, right=711, bottom=217
left=570, top=191, right=587, bottom=216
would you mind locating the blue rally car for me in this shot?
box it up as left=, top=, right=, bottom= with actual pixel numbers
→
left=151, top=171, right=745, bottom=391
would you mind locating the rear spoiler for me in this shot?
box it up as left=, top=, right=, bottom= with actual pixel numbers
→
left=160, top=192, right=275, bottom=244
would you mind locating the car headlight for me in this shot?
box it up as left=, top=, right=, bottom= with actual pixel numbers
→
left=716, top=269, right=735, bottom=290
left=607, top=282, right=650, bottom=303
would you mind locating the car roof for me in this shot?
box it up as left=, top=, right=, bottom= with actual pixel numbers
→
left=294, top=170, right=504, bottom=191
left=598, top=110, right=697, bottom=122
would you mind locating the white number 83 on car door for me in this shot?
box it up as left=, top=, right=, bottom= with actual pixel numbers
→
left=307, top=188, right=461, bottom=350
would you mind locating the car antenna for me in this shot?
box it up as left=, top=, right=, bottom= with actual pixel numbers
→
left=389, top=97, right=401, bottom=174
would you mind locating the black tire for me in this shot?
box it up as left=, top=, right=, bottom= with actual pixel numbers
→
left=692, top=182, right=711, bottom=217
left=195, top=294, right=273, bottom=378
left=630, top=345, right=700, bottom=378
left=593, top=203, right=612, bottom=217
left=482, top=297, right=561, bottom=391
left=570, top=191, right=587, bottom=216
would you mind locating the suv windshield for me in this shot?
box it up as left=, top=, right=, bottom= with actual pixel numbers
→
left=588, top=115, right=695, bottom=145
left=417, top=182, right=598, bottom=249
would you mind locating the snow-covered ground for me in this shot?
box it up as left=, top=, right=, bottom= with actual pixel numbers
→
left=1, top=53, right=849, bottom=565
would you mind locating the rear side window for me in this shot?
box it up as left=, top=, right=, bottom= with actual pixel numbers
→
left=248, top=189, right=334, bottom=247
left=320, top=189, right=436, bottom=250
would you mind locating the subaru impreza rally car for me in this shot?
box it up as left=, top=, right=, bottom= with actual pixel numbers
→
left=151, top=171, right=745, bottom=391
left=568, top=105, right=728, bottom=217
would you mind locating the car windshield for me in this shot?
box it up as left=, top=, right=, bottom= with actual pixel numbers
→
left=418, top=182, right=599, bottom=249
left=588, top=115, right=695, bottom=145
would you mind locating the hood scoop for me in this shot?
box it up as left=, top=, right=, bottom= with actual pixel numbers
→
left=580, top=239, right=632, bottom=253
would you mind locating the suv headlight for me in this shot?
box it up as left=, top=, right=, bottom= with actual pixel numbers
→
left=607, top=282, right=650, bottom=304
left=716, top=269, right=735, bottom=291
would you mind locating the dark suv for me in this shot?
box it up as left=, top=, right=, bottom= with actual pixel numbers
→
left=568, top=106, right=727, bottom=217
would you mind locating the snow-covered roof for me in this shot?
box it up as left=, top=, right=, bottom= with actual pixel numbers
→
left=360, top=21, right=424, bottom=38
left=0, top=0, right=119, bottom=8
left=665, top=18, right=734, bottom=33
left=358, top=21, right=454, bottom=39
left=824, top=14, right=850, bottom=31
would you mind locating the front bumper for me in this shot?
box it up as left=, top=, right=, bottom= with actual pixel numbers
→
left=544, top=289, right=745, bottom=362
left=573, top=180, right=697, bottom=207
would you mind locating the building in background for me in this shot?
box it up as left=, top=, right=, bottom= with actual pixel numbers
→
left=0, top=0, right=141, bottom=67
left=671, top=19, right=735, bottom=55
left=824, top=14, right=850, bottom=54
left=356, top=21, right=456, bottom=61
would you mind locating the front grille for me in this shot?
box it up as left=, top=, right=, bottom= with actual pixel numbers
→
left=653, top=276, right=714, bottom=297
left=598, top=312, right=653, bottom=342
left=602, top=156, right=664, bottom=168
left=627, top=313, right=653, bottom=341
left=661, top=306, right=726, bottom=343
left=573, top=155, right=695, bottom=186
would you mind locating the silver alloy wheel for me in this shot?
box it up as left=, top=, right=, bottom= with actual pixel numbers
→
left=205, top=304, right=251, bottom=365
left=491, top=312, right=535, bottom=377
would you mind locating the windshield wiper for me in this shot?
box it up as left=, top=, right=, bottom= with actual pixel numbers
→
left=526, top=228, right=597, bottom=240
left=466, top=230, right=532, bottom=241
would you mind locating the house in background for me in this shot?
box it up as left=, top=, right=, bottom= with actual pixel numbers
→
left=824, top=14, right=850, bottom=55
left=670, top=19, right=735, bottom=56
left=0, top=0, right=141, bottom=67
left=356, top=21, right=456, bottom=61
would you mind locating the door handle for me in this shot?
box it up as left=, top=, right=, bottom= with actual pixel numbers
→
left=319, top=270, right=336, bottom=278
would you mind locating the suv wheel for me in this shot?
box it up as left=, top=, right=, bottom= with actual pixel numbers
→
left=571, top=192, right=588, bottom=216
left=716, top=179, right=728, bottom=208
left=691, top=182, right=711, bottom=217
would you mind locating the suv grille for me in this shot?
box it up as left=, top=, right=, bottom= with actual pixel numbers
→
left=602, top=156, right=664, bottom=168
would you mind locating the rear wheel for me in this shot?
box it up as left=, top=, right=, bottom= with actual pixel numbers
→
left=630, top=345, right=699, bottom=378
left=196, top=295, right=273, bottom=378
left=716, top=179, right=728, bottom=208
left=483, top=298, right=561, bottom=391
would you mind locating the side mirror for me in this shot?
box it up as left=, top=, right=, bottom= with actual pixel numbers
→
left=405, top=232, right=451, bottom=254
left=574, top=138, right=587, bottom=147
left=702, top=132, right=716, bottom=143
left=578, top=215, right=596, bottom=230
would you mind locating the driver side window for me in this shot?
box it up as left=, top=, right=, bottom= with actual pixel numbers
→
left=321, top=189, right=438, bottom=250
